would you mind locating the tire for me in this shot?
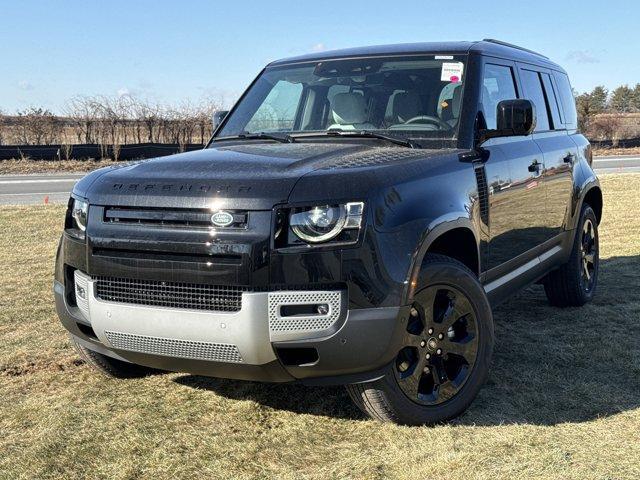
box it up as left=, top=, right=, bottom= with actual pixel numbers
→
left=346, top=254, right=494, bottom=425
left=71, top=336, right=156, bottom=378
left=543, top=204, right=599, bottom=307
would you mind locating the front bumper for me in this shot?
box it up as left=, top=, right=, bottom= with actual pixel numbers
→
left=55, top=271, right=406, bottom=385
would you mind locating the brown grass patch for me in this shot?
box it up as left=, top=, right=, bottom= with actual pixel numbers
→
left=0, top=158, right=118, bottom=174
left=0, top=175, right=639, bottom=479
left=593, top=146, right=640, bottom=157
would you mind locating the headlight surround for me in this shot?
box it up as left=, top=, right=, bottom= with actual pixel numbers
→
left=66, top=197, right=89, bottom=239
left=290, top=202, right=364, bottom=244
left=71, top=198, right=89, bottom=232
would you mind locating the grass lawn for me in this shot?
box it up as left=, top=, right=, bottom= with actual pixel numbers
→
left=0, top=174, right=639, bottom=480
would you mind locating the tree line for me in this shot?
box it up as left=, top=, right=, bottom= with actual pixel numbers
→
left=0, top=94, right=228, bottom=148
left=576, top=84, right=640, bottom=141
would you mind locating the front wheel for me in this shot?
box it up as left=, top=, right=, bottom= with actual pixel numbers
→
left=346, top=254, right=494, bottom=425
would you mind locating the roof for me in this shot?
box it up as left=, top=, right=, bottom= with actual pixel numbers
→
left=268, top=40, right=565, bottom=72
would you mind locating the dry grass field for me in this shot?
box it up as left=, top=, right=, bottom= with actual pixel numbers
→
left=0, top=175, right=639, bottom=480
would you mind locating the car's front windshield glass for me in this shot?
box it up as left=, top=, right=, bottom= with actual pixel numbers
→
left=216, top=55, right=467, bottom=142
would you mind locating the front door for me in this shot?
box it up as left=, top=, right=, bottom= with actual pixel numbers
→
left=479, top=61, right=548, bottom=273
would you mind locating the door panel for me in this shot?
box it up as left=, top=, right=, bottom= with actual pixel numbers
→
left=517, top=66, right=576, bottom=244
left=533, top=131, right=576, bottom=235
left=483, top=136, right=547, bottom=271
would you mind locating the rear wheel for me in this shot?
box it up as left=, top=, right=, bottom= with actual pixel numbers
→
left=346, top=254, right=494, bottom=425
left=71, top=336, right=156, bottom=378
left=543, top=204, right=599, bottom=307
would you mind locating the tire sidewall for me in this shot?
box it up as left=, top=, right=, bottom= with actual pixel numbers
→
left=379, top=257, right=494, bottom=424
left=575, top=205, right=599, bottom=301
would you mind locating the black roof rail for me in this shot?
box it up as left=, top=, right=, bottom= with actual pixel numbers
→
left=482, top=39, right=549, bottom=59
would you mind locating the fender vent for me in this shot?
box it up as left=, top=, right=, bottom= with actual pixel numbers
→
left=474, top=165, right=489, bottom=225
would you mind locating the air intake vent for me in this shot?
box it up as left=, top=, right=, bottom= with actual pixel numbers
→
left=105, top=331, right=243, bottom=363
left=94, top=276, right=248, bottom=312
left=104, top=207, right=247, bottom=229
left=474, top=165, right=489, bottom=225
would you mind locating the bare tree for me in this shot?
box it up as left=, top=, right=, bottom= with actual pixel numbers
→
left=15, top=107, right=57, bottom=145
left=588, top=115, right=622, bottom=144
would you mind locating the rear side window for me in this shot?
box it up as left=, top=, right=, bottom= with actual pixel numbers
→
left=553, top=72, right=578, bottom=129
left=481, top=64, right=518, bottom=129
left=520, top=69, right=550, bottom=131
left=540, top=73, right=562, bottom=130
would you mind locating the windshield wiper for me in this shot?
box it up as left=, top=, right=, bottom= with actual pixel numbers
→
left=324, top=130, right=421, bottom=149
left=234, top=132, right=296, bottom=143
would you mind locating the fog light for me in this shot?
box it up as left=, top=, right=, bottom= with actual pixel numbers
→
left=76, top=284, right=86, bottom=300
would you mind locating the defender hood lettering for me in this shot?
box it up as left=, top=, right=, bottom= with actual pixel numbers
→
left=77, top=142, right=458, bottom=209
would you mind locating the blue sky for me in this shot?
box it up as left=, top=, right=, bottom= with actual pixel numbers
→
left=1, top=0, right=638, bottom=113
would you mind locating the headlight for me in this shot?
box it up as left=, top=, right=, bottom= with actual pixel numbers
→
left=290, top=202, right=364, bottom=243
left=71, top=198, right=89, bottom=232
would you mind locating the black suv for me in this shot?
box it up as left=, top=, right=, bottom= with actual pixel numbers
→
left=54, top=40, right=601, bottom=425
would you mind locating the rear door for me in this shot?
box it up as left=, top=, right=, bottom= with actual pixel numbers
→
left=517, top=66, right=577, bottom=239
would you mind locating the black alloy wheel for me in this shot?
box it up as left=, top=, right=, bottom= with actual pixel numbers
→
left=394, top=285, right=479, bottom=405
left=346, top=254, right=494, bottom=425
left=580, top=217, right=598, bottom=293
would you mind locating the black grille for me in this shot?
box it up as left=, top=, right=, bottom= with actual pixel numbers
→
left=474, top=165, right=489, bottom=225
left=94, top=277, right=248, bottom=312
left=103, top=207, right=247, bottom=229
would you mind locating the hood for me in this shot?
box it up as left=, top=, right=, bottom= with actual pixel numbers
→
left=75, top=142, right=458, bottom=209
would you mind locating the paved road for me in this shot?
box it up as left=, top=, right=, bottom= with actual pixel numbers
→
left=0, top=173, right=84, bottom=205
left=592, top=155, right=640, bottom=174
left=1, top=156, right=639, bottom=205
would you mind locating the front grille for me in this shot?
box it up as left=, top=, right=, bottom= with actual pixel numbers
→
left=94, top=276, right=248, bottom=312
left=105, top=331, right=244, bottom=363
left=103, top=207, right=248, bottom=229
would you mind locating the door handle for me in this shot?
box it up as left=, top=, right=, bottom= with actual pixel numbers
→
left=563, top=153, right=575, bottom=164
left=528, top=160, right=542, bottom=173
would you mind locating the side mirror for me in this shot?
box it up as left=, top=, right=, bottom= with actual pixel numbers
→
left=478, top=99, right=536, bottom=144
left=212, top=110, right=229, bottom=130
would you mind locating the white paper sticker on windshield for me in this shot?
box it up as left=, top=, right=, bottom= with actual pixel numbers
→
left=435, top=55, right=454, bottom=60
left=441, top=62, right=464, bottom=82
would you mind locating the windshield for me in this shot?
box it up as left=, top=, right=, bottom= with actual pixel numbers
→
left=216, top=55, right=467, bottom=141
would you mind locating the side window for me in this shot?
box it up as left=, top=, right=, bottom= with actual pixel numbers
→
left=553, top=72, right=578, bottom=129
left=520, top=69, right=550, bottom=131
left=540, top=73, right=562, bottom=129
left=245, top=80, right=303, bottom=132
left=482, top=64, right=518, bottom=129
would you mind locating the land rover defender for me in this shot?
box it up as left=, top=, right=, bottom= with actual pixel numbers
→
left=54, top=40, right=601, bottom=425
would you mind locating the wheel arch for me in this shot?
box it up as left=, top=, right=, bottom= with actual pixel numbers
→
left=581, top=185, right=603, bottom=224
left=404, top=218, right=480, bottom=303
